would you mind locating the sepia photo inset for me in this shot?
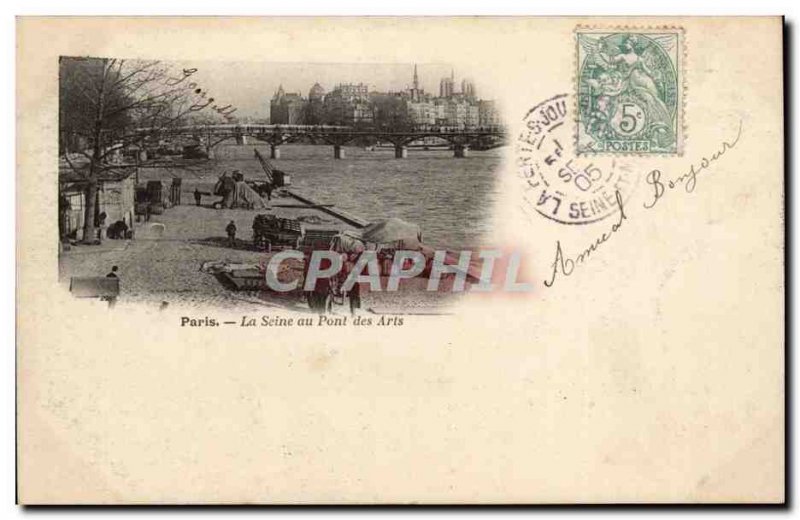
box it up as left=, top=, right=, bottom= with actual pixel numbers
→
left=58, top=58, right=507, bottom=314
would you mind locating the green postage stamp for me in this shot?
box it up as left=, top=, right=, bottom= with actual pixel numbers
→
left=576, top=28, right=683, bottom=155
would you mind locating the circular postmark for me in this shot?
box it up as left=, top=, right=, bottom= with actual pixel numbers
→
left=516, top=93, right=637, bottom=225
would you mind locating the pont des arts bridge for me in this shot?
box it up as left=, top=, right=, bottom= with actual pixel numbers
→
left=141, top=124, right=507, bottom=159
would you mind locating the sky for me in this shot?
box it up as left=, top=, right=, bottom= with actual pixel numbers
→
left=164, top=60, right=470, bottom=119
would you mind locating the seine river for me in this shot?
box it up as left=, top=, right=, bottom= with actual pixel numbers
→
left=191, top=143, right=505, bottom=250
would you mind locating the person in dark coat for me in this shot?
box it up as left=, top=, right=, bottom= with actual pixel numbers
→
left=107, top=220, right=128, bottom=239
left=222, top=175, right=236, bottom=208
left=97, top=212, right=107, bottom=243
left=103, top=265, right=119, bottom=308
left=226, top=221, right=237, bottom=248
left=194, top=188, right=202, bottom=206
left=214, top=172, right=236, bottom=209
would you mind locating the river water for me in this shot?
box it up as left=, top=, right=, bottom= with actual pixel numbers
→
left=151, top=143, right=504, bottom=250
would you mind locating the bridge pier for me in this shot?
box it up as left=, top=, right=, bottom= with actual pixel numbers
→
left=454, top=144, right=470, bottom=158
left=270, top=145, right=281, bottom=160
left=334, top=145, right=345, bottom=159
left=394, top=145, right=408, bottom=159
left=235, top=135, right=249, bottom=145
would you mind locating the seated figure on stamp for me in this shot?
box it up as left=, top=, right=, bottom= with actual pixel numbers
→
left=583, top=34, right=675, bottom=147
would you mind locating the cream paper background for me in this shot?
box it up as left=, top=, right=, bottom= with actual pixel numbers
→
left=16, top=17, right=783, bottom=503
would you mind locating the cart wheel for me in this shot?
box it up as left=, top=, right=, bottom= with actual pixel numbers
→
left=306, top=291, right=329, bottom=313
left=308, top=291, right=333, bottom=313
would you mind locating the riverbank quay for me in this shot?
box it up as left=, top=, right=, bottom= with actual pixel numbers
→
left=58, top=188, right=459, bottom=313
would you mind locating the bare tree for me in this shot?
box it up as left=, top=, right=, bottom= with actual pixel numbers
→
left=59, top=57, right=209, bottom=243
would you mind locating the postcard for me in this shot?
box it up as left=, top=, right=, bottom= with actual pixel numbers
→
left=16, top=16, right=784, bottom=503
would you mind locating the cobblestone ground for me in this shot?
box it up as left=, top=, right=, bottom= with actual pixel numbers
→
left=59, top=194, right=458, bottom=314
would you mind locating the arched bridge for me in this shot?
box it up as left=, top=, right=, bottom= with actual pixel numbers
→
left=146, top=124, right=507, bottom=159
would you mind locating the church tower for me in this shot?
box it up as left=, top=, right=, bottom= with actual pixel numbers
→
left=409, top=63, right=423, bottom=102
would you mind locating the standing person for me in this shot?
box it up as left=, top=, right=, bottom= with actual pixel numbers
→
left=104, top=265, right=119, bottom=308
left=194, top=188, right=202, bottom=206
left=97, top=212, right=107, bottom=243
left=171, top=177, right=182, bottom=206
left=226, top=220, right=237, bottom=248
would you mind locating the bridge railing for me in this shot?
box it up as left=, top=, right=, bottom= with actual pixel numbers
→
left=134, top=123, right=507, bottom=137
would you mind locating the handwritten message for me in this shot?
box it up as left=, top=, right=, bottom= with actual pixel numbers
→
left=543, top=120, right=744, bottom=287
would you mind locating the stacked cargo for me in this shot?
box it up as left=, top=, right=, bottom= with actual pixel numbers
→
left=252, top=214, right=302, bottom=251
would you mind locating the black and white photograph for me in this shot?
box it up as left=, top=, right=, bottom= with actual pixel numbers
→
left=58, top=58, right=506, bottom=312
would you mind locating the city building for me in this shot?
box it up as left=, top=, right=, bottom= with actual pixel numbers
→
left=406, top=99, right=437, bottom=127
left=270, top=85, right=306, bottom=125
left=266, top=67, right=500, bottom=130
left=434, top=101, right=447, bottom=126
left=401, top=68, right=488, bottom=128
left=466, top=103, right=480, bottom=128
left=461, top=79, right=476, bottom=99
left=323, top=83, right=373, bottom=125
left=308, top=82, right=326, bottom=102
left=305, top=83, right=326, bottom=124
left=406, top=64, right=425, bottom=102
left=479, top=100, right=502, bottom=127
left=444, top=98, right=469, bottom=128
left=439, top=69, right=455, bottom=98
